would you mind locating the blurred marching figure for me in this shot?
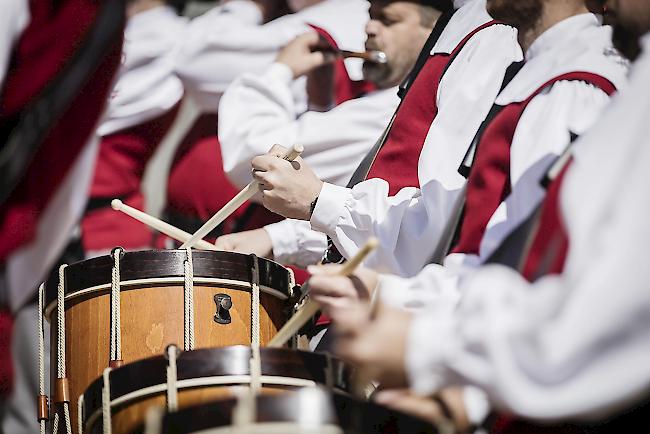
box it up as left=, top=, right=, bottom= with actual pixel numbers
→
left=161, top=0, right=370, bottom=248
left=314, top=11, right=650, bottom=431
left=0, top=0, right=126, bottom=431
left=215, top=0, right=455, bottom=266
left=79, top=0, right=188, bottom=258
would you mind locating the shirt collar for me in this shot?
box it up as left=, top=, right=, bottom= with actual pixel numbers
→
left=453, top=0, right=474, bottom=9
left=526, top=13, right=600, bottom=61
left=641, top=32, right=650, bottom=53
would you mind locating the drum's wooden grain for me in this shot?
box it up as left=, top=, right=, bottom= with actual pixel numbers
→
left=46, top=250, right=291, bottom=434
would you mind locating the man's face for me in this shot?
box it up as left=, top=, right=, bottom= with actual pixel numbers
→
left=486, top=0, right=544, bottom=33
left=607, top=0, right=650, bottom=35
left=364, top=1, right=436, bottom=88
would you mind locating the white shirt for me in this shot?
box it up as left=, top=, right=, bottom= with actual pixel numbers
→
left=97, top=6, right=187, bottom=136
left=403, top=33, right=650, bottom=422
left=218, top=61, right=399, bottom=266
left=378, top=14, right=629, bottom=311
left=0, top=0, right=29, bottom=89
left=302, top=0, right=521, bottom=275
left=313, top=13, right=627, bottom=279
left=175, top=0, right=368, bottom=112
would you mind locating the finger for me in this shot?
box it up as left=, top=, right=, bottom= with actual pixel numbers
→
left=377, top=394, right=445, bottom=425
left=307, top=264, right=343, bottom=275
left=267, top=143, right=286, bottom=157
left=310, top=279, right=357, bottom=301
left=301, top=30, right=321, bottom=47
left=251, top=154, right=277, bottom=171
left=214, top=236, right=234, bottom=251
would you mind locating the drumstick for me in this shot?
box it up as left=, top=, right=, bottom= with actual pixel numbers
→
left=180, top=144, right=304, bottom=249
left=110, top=199, right=217, bottom=251
left=267, top=237, right=379, bottom=348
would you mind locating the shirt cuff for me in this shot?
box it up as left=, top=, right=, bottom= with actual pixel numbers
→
left=406, top=311, right=455, bottom=396
left=310, top=183, right=353, bottom=236
left=265, top=62, right=295, bottom=86
left=265, top=219, right=300, bottom=264
left=265, top=219, right=328, bottom=267
left=221, top=0, right=263, bottom=25
left=463, top=386, right=491, bottom=428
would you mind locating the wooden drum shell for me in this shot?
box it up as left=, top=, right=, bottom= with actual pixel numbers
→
left=44, top=250, right=292, bottom=434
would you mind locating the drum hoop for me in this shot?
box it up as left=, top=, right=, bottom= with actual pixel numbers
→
left=187, top=423, right=344, bottom=434
left=43, top=277, right=287, bottom=318
left=84, top=375, right=330, bottom=430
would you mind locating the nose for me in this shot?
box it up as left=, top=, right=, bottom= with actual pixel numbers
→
left=365, top=19, right=381, bottom=38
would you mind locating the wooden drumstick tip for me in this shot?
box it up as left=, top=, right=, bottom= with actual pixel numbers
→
left=111, top=199, right=123, bottom=210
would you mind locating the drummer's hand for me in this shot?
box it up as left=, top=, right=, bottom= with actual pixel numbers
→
left=332, top=301, right=410, bottom=388
left=307, top=265, right=379, bottom=315
left=214, top=229, right=274, bottom=259
left=374, top=388, right=471, bottom=432
left=277, top=32, right=335, bottom=78
left=252, top=144, right=323, bottom=220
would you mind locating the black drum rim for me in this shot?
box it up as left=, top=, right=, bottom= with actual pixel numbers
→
left=81, top=346, right=353, bottom=430
left=43, top=249, right=292, bottom=315
left=153, top=387, right=436, bottom=434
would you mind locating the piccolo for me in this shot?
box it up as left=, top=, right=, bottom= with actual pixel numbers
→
left=339, top=49, right=388, bottom=64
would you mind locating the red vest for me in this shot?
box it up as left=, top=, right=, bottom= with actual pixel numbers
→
left=81, top=104, right=181, bottom=252
left=521, top=162, right=572, bottom=281
left=451, top=73, right=616, bottom=256
left=0, top=0, right=124, bottom=262
left=365, top=21, right=504, bottom=194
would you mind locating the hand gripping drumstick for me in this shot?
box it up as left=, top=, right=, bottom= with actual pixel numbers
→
left=180, top=144, right=304, bottom=249
left=268, top=237, right=379, bottom=348
left=110, top=199, right=218, bottom=251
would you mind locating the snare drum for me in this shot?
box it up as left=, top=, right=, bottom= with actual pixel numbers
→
left=147, top=387, right=436, bottom=434
left=42, top=249, right=294, bottom=433
left=80, top=346, right=352, bottom=434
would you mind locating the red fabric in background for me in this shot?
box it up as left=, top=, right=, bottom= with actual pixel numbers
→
left=0, top=310, right=13, bottom=398
left=81, top=105, right=180, bottom=252
left=0, top=0, right=124, bottom=262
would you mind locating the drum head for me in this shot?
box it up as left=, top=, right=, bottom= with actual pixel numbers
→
left=151, top=387, right=436, bottom=434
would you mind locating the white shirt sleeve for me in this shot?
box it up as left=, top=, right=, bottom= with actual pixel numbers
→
left=264, top=218, right=328, bottom=267
left=310, top=25, right=521, bottom=277
left=174, top=1, right=310, bottom=112
left=218, top=62, right=400, bottom=189
left=0, top=0, right=30, bottom=88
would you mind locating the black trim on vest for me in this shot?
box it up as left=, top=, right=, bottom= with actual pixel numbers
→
left=0, top=0, right=126, bottom=205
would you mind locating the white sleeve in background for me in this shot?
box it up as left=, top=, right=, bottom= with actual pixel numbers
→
left=310, top=25, right=521, bottom=277
left=174, top=1, right=310, bottom=112
left=475, top=81, right=612, bottom=260
left=264, top=219, right=328, bottom=268
left=219, top=62, right=399, bottom=188
left=0, top=0, right=29, bottom=88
